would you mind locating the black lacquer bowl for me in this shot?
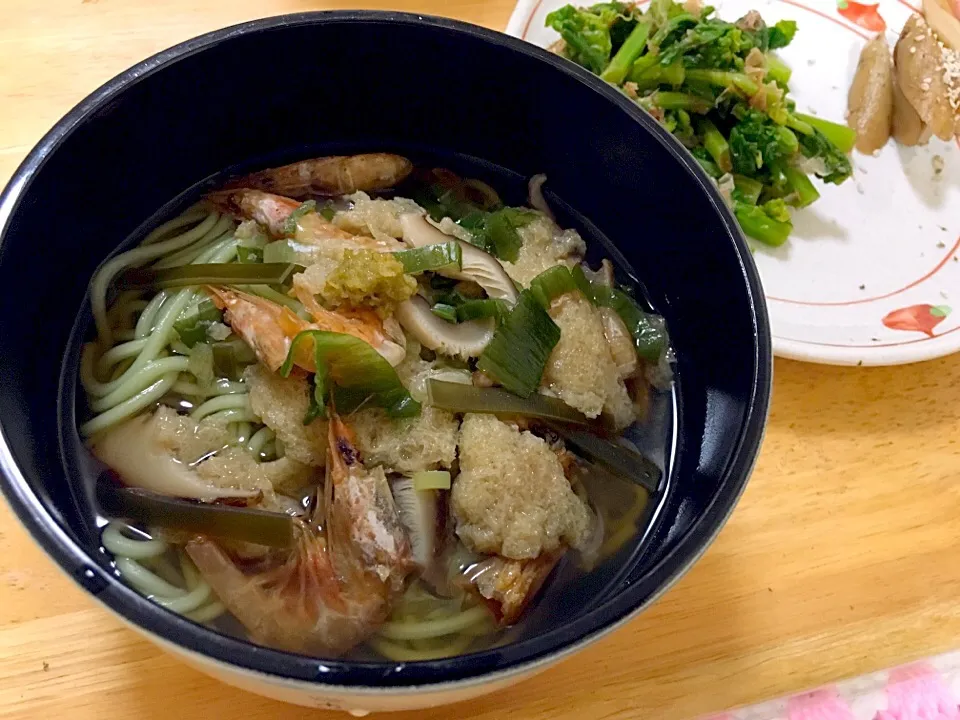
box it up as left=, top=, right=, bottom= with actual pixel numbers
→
left=0, top=11, right=771, bottom=713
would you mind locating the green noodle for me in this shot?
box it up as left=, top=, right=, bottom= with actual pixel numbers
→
left=80, top=374, right=177, bottom=437
left=378, top=605, right=490, bottom=641
left=245, top=427, right=275, bottom=457
left=103, top=522, right=223, bottom=621
left=91, top=210, right=220, bottom=345
left=88, top=356, right=191, bottom=413
left=370, top=634, right=476, bottom=662
left=190, top=393, right=253, bottom=422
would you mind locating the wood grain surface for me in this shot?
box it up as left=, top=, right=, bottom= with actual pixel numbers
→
left=1, top=1, right=959, bottom=718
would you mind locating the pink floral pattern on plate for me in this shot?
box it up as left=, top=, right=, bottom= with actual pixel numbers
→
left=699, top=651, right=960, bottom=720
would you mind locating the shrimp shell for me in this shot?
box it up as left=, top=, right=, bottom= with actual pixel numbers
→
left=186, top=415, right=412, bottom=656
left=228, top=153, right=413, bottom=198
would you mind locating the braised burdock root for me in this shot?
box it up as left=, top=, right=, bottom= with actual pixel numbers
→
left=894, top=14, right=957, bottom=141
left=847, top=35, right=894, bottom=153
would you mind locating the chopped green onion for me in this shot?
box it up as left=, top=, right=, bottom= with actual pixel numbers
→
left=319, top=205, right=336, bottom=221
left=431, top=303, right=459, bottom=323
left=477, top=290, right=561, bottom=398
left=547, top=424, right=661, bottom=493
left=393, top=242, right=463, bottom=274
left=117, top=263, right=305, bottom=290
left=280, top=330, right=420, bottom=418
left=97, top=476, right=294, bottom=548
left=456, top=298, right=510, bottom=324
left=236, top=230, right=267, bottom=264
left=236, top=245, right=263, bottom=263
left=426, top=380, right=589, bottom=425
left=212, top=338, right=258, bottom=381
left=174, top=299, right=223, bottom=348
left=529, top=265, right=579, bottom=308
left=572, top=266, right=669, bottom=363
left=262, top=239, right=321, bottom=266
left=282, top=200, right=317, bottom=236
left=411, top=470, right=452, bottom=491
left=485, top=208, right=535, bottom=263
left=188, top=342, right=215, bottom=388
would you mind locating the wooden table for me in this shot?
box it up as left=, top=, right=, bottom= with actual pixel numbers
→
left=1, top=1, right=959, bottom=718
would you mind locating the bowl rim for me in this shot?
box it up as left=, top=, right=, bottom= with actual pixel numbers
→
left=0, top=9, right=772, bottom=690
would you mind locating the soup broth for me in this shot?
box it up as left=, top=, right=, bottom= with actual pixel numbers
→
left=69, top=153, right=674, bottom=661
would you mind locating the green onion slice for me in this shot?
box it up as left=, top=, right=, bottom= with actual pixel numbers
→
left=431, top=303, right=459, bottom=323
left=96, top=476, right=294, bottom=549
left=529, top=265, right=579, bottom=308
left=394, top=242, right=462, bottom=274
left=211, top=338, right=258, bottom=381
left=411, top=470, right=452, bottom=491
left=476, top=290, right=561, bottom=398
left=427, top=380, right=589, bottom=425
left=174, top=299, right=223, bottom=348
left=282, top=200, right=317, bottom=236
left=117, top=263, right=304, bottom=290
left=456, top=298, right=510, bottom=324
left=280, top=330, right=420, bottom=419
left=572, top=266, right=668, bottom=363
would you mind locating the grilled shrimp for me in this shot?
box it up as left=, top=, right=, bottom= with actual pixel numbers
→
left=186, top=415, right=413, bottom=656
left=208, top=188, right=403, bottom=251
left=208, top=287, right=406, bottom=370
left=227, top=153, right=413, bottom=198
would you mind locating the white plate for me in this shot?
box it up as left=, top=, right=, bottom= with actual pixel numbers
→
left=507, top=0, right=960, bottom=366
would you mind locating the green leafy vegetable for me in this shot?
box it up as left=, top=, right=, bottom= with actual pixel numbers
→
left=733, top=200, right=792, bottom=246
left=476, top=291, right=561, bottom=398
left=545, top=3, right=631, bottom=74
left=601, top=20, right=650, bottom=83
left=547, top=0, right=853, bottom=247
left=280, top=330, right=420, bottom=418
left=797, top=128, right=853, bottom=184
left=793, top=113, right=856, bottom=153
left=767, top=20, right=797, bottom=49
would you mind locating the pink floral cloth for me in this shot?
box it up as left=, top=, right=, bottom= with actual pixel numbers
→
left=701, top=653, right=960, bottom=720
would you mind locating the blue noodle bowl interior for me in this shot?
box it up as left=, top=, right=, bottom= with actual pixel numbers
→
left=74, top=153, right=675, bottom=662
